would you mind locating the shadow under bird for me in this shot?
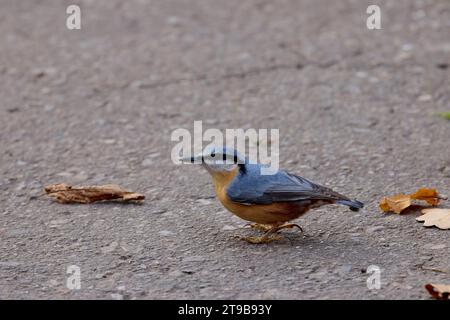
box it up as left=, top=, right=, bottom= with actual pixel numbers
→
left=182, top=147, right=364, bottom=244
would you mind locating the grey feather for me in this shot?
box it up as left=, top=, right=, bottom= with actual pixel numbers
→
left=227, top=164, right=358, bottom=207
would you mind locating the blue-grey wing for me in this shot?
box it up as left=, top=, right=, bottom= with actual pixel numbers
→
left=227, top=164, right=350, bottom=205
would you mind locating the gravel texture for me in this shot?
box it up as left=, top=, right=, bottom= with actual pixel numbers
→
left=1, top=0, right=450, bottom=299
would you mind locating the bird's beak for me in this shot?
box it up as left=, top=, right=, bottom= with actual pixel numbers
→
left=179, top=154, right=203, bottom=164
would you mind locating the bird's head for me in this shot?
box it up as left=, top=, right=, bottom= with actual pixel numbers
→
left=181, top=146, right=245, bottom=175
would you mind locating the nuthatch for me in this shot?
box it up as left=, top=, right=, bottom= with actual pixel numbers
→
left=182, top=147, right=364, bottom=244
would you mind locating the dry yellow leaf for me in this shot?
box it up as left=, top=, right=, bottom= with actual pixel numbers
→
left=379, top=188, right=445, bottom=214
left=379, top=194, right=411, bottom=214
left=44, top=183, right=145, bottom=204
left=425, top=283, right=450, bottom=300
left=416, top=208, right=450, bottom=230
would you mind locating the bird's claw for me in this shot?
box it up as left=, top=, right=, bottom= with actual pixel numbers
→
left=275, top=223, right=303, bottom=233
left=239, top=234, right=282, bottom=244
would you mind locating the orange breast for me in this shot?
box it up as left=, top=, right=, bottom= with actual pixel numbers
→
left=209, top=168, right=304, bottom=224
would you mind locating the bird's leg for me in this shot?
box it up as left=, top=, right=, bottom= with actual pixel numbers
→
left=241, top=223, right=283, bottom=244
left=240, top=223, right=304, bottom=244
left=241, top=233, right=282, bottom=244
left=245, top=223, right=274, bottom=233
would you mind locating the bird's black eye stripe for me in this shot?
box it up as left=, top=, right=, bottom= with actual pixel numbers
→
left=207, top=150, right=239, bottom=163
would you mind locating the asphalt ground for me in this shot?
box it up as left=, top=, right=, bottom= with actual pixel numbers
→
left=1, top=0, right=449, bottom=299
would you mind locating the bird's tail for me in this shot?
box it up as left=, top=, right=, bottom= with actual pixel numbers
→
left=336, top=199, right=364, bottom=212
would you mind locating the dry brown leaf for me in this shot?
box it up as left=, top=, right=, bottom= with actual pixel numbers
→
left=425, top=283, right=450, bottom=300
left=379, top=188, right=444, bottom=214
left=416, top=208, right=450, bottom=230
left=44, top=183, right=145, bottom=204
left=410, top=188, right=441, bottom=205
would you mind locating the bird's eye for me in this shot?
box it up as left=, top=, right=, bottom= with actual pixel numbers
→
left=210, top=151, right=215, bottom=158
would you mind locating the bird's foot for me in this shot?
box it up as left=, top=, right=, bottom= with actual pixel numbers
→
left=274, top=223, right=304, bottom=233
left=240, top=234, right=282, bottom=244
left=245, top=223, right=274, bottom=233
left=237, top=223, right=302, bottom=244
